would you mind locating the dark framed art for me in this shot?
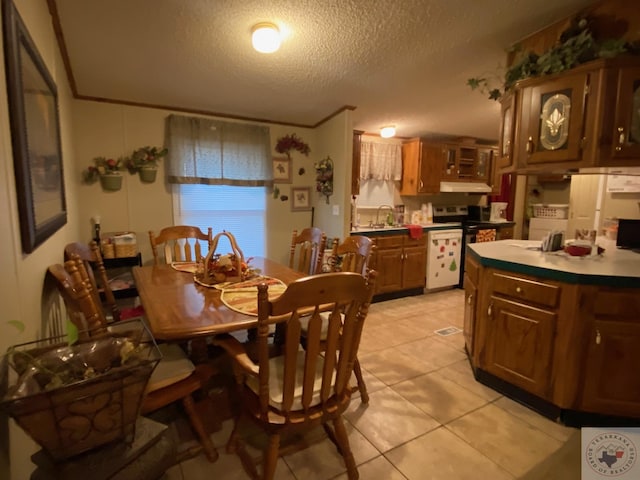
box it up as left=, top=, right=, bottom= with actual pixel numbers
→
left=3, top=0, right=66, bottom=253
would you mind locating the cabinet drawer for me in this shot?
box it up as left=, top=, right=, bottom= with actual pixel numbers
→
left=371, top=235, right=404, bottom=249
left=592, top=289, right=640, bottom=319
left=490, top=272, right=560, bottom=309
left=404, top=236, right=427, bottom=247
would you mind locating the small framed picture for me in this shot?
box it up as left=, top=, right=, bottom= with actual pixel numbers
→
left=272, top=157, right=292, bottom=184
left=291, top=187, right=311, bottom=211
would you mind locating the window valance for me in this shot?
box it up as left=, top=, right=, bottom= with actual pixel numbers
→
left=165, top=114, right=272, bottom=186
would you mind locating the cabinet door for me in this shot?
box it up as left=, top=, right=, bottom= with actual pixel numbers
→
left=612, top=67, right=640, bottom=159
left=374, top=248, right=404, bottom=293
left=475, top=148, right=492, bottom=182
left=418, top=143, right=444, bottom=194
left=463, top=274, right=477, bottom=356
left=497, top=92, right=516, bottom=171
left=520, top=72, right=589, bottom=165
left=402, top=245, right=426, bottom=289
left=351, top=130, right=364, bottom=195
left=484, top=296, right=556, bottom=398
left=441, top=144, right=460, bottom=179
left=581, top=320, right=640, bottom=417
left=400, top=140, right=421, bottom=195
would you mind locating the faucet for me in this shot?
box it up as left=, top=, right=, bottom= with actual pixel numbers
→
left=376, top=205, right=395, bottom=226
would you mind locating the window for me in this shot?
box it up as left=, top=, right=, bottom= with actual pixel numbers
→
left=173, top=184, right=266, bottom=257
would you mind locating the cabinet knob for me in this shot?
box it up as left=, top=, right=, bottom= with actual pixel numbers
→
left=467, top=294, right=473, bottom=305
left=596, top=330, right=601, bottom=345
left=516, top=286, right=522, bottom=293
left=487, top=302, right=493, bottom=318
left=616, top=127, right=625, bottom=151
left=526, top=137, right=534, bottom=153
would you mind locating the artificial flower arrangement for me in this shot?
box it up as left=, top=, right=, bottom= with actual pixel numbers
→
left=314, top=156, right=334, bottom=203
left=125, top=146, right=168, bottom=173
left=206, top=253, right=259, bottom=282
left=82, top=156, right=125, bottom=184
left=275, top=133, right=310, bottom=159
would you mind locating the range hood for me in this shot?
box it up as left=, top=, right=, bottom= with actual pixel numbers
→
left=439, top=181, right=492, bottom=193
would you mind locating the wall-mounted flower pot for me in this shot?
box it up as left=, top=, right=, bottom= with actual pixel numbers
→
left=138, top=166, right=157, bottom=183
left=99, top=173, right=122, bottom=191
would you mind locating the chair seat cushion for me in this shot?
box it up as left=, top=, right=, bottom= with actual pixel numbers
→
left=299, top=312, right=343, bottom=339
left=246, top=349, right=335, bottom=411
left=146, top=343, right=195, bottom=393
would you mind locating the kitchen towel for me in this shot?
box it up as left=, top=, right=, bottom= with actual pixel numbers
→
left=406, top=224, right=423, bottom=240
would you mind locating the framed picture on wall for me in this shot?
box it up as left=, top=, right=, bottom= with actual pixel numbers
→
left=3, top=0, right=67, bottom=253
left=272, top=157, right=292, bottom=184
left=291, top=187, right=311, bottom=211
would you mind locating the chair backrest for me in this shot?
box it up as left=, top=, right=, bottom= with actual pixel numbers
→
left=48, top=257, right=109, bottom=340
left=330, top=235, right=374, bottom=275
left=288, top=227, right=326, bottom=275
left=254, top=271, right=377, bottom=417
left=149, top=225, right=213, bottom=265
left=64, top=241, right=120, bottom=321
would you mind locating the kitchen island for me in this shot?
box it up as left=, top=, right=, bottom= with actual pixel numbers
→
left=465, top=240, right=640, bottom=426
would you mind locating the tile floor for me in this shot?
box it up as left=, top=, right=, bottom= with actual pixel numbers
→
left=162, top=288, right=579, bottom=480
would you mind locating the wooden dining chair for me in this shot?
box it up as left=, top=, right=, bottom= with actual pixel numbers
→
left=324, top=235, right=375, bottom=402
left=149, top=225, right=213, bottom=265
left=64, top=241, right=123, bottom=322
left=48, top=257, right=219, bottom=462
left=288, top=227, right=326, bottom=275
left=214, top=271, right=377, bottom=480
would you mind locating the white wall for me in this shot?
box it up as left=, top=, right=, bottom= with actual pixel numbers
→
left=0, top=1, right=82, bottom=478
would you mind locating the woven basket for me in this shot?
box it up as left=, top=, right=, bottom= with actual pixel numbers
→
left=0, top=319, right=160, bottom=461
left=200, top=231, right=245, bottom=284
left=115, top=243, right=137, bottom=258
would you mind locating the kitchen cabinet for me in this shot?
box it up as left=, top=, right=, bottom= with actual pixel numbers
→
left=578, top=288, right=640, bottom=418
left=500, top=57, right=640, bottom=174
left=478, top=270, right=559, bottom=398
left=400, top=139, right=441, bottom=195
left=351, top=130, right=364, bottom=195
left=369, top=234, right=427, bottom=295
left=462, top=254, right=479, bottom=356
left=401, top=138, right=495, bottom=195
left=470, top=247, right=640, bottom=421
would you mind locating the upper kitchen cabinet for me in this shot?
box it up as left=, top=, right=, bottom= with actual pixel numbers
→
left=400, top=139, right=442, bottom=195
left=500, top=57, right=640, bottom=173
left=611, top=66, right=640, bottom=159
left=351, top=130, right=364, bottom=195
left=496, top=92, right=517, bottom=172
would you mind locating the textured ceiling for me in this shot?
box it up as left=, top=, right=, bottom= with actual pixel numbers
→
left=53, top=0, right=595, bottom=142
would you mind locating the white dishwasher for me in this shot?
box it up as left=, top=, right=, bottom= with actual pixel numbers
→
left=426, top=229, right=462, bottom=290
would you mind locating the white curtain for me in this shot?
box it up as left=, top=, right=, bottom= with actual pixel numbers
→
left=165, top=114, right=272, bottom=186
left=359, top=141, right=402, bottom=181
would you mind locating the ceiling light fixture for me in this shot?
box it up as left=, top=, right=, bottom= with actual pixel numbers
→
left=380, top=126, right=396, bottom=138
left=251, top=23, right=281, bottom=53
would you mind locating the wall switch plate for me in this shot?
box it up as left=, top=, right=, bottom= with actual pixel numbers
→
left=332, top=205, right=339, bottom=215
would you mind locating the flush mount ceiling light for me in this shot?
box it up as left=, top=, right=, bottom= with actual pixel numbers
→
left=380, top=126, right=396, bottom=138
left=252, top=23, right=281, bottom=53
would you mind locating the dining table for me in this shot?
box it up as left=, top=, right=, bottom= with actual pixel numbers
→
left=132, top=256, right=304, bottom=343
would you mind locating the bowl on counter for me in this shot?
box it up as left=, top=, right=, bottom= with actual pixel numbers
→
left=564, top=241, right=605, bottom=257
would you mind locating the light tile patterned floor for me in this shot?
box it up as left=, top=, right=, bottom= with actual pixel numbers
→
left=162, top=289, right=578, bottom=480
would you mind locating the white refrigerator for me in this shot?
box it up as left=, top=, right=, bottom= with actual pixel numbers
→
left=426, top=229, right=463, bottom=290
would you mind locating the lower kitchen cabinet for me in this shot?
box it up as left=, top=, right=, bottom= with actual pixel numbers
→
left=463, top=254, right=479, bottom=357
left=578, top=288, right=640, bottom=418
left=469, top=260, right=640, bottom=421
left=369, top=234, right=427, bottom=295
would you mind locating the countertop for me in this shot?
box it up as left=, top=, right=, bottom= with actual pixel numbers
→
left=468, top=239, right=640, bottom=286
left=351, top=223, right=462, bottom=236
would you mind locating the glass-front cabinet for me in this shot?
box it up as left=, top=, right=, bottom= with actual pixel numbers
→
left=441, top=144, right=459, bottom=179
left=518, top=71, right=590, bottom=166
